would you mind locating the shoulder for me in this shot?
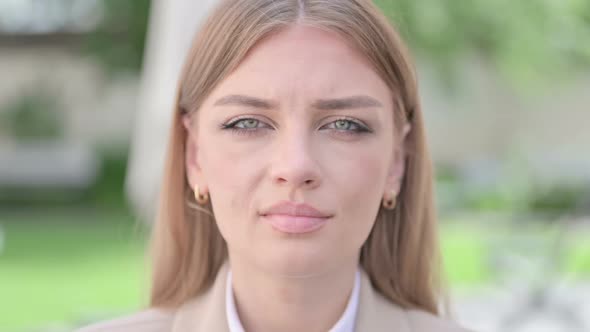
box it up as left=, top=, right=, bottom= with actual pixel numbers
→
left=75, top=308, right=175, bottom=332
left=405, top=309, right=475, bottom=332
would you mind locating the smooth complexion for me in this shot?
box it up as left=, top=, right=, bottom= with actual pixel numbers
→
left=183, top=25, right=410, bottom=332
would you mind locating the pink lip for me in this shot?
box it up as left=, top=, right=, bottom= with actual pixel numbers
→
left=260, top=201, right=332, bottom=234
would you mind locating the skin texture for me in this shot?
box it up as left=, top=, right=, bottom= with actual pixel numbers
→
left=183, top=25, right=410, bottom=332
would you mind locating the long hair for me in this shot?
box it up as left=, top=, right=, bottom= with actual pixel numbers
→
left=150, top=0, right=445, bottom=315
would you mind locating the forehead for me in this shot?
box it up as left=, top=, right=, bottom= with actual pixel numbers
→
left=206, top=24, right=392, bottom=104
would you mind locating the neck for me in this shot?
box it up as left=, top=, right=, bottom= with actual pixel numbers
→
left=228, top=257, right=358, bottom=332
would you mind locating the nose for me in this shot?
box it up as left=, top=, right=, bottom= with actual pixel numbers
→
left=269, top=128, right=322, bottom=191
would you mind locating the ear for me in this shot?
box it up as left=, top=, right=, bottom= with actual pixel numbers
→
left=385, top=123, right=411, bottom=196
left=182, top=114, right=207, bottom=194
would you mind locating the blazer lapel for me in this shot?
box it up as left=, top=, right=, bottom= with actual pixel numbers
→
left=171, top=261, right=411, bottom=332
left=355, top=268, right=411, bottom=332
left=172, top=262, right=231, bottom=332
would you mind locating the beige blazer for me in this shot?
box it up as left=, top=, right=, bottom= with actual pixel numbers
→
left=77, top=262, right=473, bottom=332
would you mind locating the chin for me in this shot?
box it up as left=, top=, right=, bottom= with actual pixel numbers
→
left=255, top=242, right=336, bottom=277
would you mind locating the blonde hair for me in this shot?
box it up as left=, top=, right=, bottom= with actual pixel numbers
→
left=150, top=0, right=445, bottom=316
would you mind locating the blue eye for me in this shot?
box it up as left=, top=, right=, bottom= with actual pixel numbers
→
left=220, top=117, right=271, bottom=137
left=233, top=118, right=260, bottom=129
left=322, top=118, right=370, bottom=134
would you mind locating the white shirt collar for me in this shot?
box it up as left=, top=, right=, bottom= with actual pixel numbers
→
left=225, top=267, right=361, bottom=332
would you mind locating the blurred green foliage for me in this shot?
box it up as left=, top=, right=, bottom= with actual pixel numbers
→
left=528, top=182, right=590, bottom=216
left=88, top=148, right=131, bottom=210
left=83, top=0, right=151, bottom=73
left=0, top=149, right=130, bottom=211
left=441, top=177, right=590, bottom=217
left=0, top=87, right=63, bottom=139
left=376, top=0, right=590, bottom=90
left=434, top=160, right=590, bottom=217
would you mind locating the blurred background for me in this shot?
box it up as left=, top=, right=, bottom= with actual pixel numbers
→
left=0, top=0, right=589, bottom=331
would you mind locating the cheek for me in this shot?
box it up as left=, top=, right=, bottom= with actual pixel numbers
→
left=198, top=140, right=264, bottom=235
left=326, top=144, right=388, bottom=242
left=198, top=129, right=258, bottom=187
left=329, top=143, right=388, bottom=204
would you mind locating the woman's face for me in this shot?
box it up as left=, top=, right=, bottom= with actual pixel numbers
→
left=184, top=25, right=407, bottom=276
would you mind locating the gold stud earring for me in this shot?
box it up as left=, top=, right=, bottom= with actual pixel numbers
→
left=194, top=184, right=209, bottom=205
left=382, top=190, right=397, bottom=210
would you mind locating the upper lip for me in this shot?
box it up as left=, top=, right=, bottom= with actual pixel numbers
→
left=260, top=200, right=332, bottom=218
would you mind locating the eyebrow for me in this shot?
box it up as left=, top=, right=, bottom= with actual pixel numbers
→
left=312, top=95, right=383, bottom=110
left=213, top=94, right=277, bottom=109
left=213, top=94, right=383, bottom=110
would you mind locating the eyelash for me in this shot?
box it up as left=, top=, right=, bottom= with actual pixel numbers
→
left=220, top=116, right=371, bottom=137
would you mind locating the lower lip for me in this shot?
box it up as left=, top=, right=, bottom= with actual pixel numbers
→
left=262, top=214, right=329, bottom=234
